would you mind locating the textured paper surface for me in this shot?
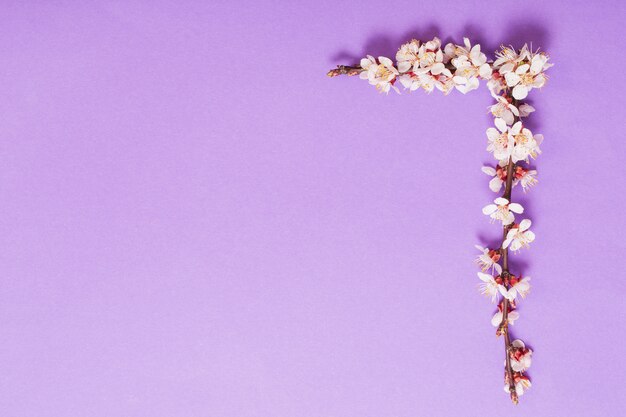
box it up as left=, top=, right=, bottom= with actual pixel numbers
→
left=0, top=1, right=624, bottom=416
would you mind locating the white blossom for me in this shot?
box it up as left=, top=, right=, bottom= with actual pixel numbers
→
left=396, top=38, right=455, bottom=94
left=482, top=197, right=524, bottom=226
left=508, top=122, right=542, bottom=163
left=518, top=103, right=535, bottom=117
left=491, top=309, right=520, bottom=327
left=503, top=219, right=535, bottom=251
left=398, top=73, right=421, bottom=91
left=486, top=118, right=513, bottom=161
left=447, top=38, right=492, bottom=94
left=475, top=245, right=502, bottom=275
left=515, top=168, right=538, bottom=192
left=493, top=45, right=525, bottom=70
left=504, top=374, right=532, bottom=397
left=477, top=272, right=500, bottom=303
left=433, top=75, right=455, bottom=95
left=453, top=76, right=480, bottom=94
left=487, top=74, right=507, bottom=98
left=359, top=55, right=400, bottom=94
left=481, top=165, right=507, bottom=192
left=489, top=96, right=520, bottom=125
left=503, top=57, right=548, bottom=99
left=484, top=164, right=538, bottom=194
left=416, top=38, right=445, bottom=68
left=498, top=276, right=531, bottom=301
left=509, top=339, right=533, bottom=372
left=396, top=39, right=420, bottom=73
left=496, top=45, right=553, bottom=100
left=412, top=38, right=449, bottom=75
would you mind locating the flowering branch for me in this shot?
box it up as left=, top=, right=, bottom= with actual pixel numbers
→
left=499, top=155, right=518, bottom=402
left=328, top=38, right=551, bottom=403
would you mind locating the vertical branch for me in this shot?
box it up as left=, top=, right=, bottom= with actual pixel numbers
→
left=499, top=99, right=519, bottom=404
left=498, top=157, right=518, bottom=403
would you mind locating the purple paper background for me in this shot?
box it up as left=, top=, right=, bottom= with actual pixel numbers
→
left=1, top=1, right=625, bottom=416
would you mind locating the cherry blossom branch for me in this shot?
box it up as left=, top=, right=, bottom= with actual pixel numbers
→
left=499, top=155, right=518, bottom=403
left=327, top=38, right=550, bottom=403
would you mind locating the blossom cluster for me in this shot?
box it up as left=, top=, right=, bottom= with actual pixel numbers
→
left=481, top=164, right=537, bottom=193
left=358, top=37, right=493, bottom=94
left=328, top=38, right=551, bottom=404
left=492, top=44, right=553, bottom=100
left=350, top=38, right=551, bottom=102
left=473, top=43, right=550, bottom=402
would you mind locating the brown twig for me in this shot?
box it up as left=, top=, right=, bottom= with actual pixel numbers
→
left=326, top=65, right=362, bottom=77
left=497, top=99, right=520, bottom=404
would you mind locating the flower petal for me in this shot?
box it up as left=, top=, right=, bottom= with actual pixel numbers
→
left=519, top=219, right=532, bottom=231
left=431, top=62, right=445, bottom=75
left=498, top=285, right=514, bottom=300
left=482, top=166, right=497, bottom=176
left=479, top=63, right=492, bottom=78
left=505, top=72, right=521, bottom=87
left=499, top=63, right=514, bottom=74
left=486, top=127, right=500, bottom=140
left=378, top=56, right=393, bottom=67
left=477, top=272, right=494, bottom=283
left=495, top=197, right=509, bottom=205
left=495, top=117, right=508, bottom=133
left=491, top=311, right=503, bottom=327
left=512, top=84, right=529, bottom=100
left=482, top=204, right=498, bottom=215
left=489, top=177, right=503, bottom=192
left=519, top=103, right=535, bottom=117
left=530, top=57, right=544, bottom=74
left=397, top=61, right=412, bottom=73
